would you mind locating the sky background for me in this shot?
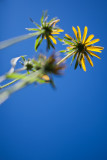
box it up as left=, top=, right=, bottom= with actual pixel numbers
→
left=0, top=0, right=107, bottom=159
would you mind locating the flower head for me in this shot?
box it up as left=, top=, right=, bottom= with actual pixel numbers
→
left=26, top=11, right=64, bottom=51
left=60, top=26, right=104, bottom=71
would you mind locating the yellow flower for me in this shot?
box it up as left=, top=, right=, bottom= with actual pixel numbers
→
left=61, top=26, right=104, bottom=71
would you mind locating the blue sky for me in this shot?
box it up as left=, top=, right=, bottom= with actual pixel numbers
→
left=0, top=0, right=107, bottom=159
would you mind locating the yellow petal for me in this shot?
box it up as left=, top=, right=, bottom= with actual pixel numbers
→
left=87, top=46, right=104, bottom=53
left=77, top=26, right=81, bottom=41
left=85, top=39, right=100, bottom=46
left=87, top=50, right=101, bottom=59
left=42, top=75, right=50, bottom=81
left=81, top=55, right=86, bottom=71
left=82, top=26, right=88, bottom=43
left=85, top=34, right=94, bottom=43
left=44, top=36, right=46, bottom=39
left=49, top=35, right=57, bottom=44
left=56, top=29, right=64, bottom=32
left=84, top=53, right=93, bottom=67
left=65, top=34, right=73, bottom=40
left=72, top=27, right=78, bottom=40
left=51, top=31, right=60, bottom=34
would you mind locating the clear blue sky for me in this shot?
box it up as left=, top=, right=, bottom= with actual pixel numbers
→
left=0, top=0, right=107, bottom=159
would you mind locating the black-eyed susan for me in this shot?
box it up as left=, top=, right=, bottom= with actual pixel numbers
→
left=26, top=11, right=64, bottom=51
left=59, top=26, right=104, bottom=71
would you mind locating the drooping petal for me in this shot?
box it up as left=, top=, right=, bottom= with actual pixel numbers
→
left=84, top=53, right=93, bottom=67
left=82, top=26, right=88, bottom=44
left=85, top=34, right=94, bottom=43
left=65, top=34, right=73, bottom=40
left=85, top=39, right=100, bottom=46
left=87, top=46, right=104, bottom=53
left=49, top=35, right=57, bottom=44
left=87, top=50, right=101, bottom=59
left=72, top=27, right=78, bottom=40
left=81, top=55, right=86, bottom=71
left=77, top=26, right=81, bottom=41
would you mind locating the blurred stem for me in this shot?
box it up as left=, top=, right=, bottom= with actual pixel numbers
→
left=0, top=79, right=18, bottom=89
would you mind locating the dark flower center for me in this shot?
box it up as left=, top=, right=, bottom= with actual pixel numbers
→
left=77, top=43, right=85, bottom=52
left=43, top=26, right=51, bottom=35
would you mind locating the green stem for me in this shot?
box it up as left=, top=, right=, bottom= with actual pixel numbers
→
left=0, top=79, right=18, bottom=89
left=57, top=51, right=75, bottom=65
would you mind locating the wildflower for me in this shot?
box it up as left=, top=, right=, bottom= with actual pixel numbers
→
left=59, top=26, right=104, bottom=71
left=26, top=11, right=64, bottom=51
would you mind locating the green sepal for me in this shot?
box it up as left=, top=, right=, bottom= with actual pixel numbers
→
left=74, top=58, right=78, bottom=70
left=70, top=53, right=77, bottom=65
left=57, top=38, right=64, bottom=42
left=59, top=50, right=66, bottom=53
left=29, top=17, right=41, bottom=28
left=35, top=35, right=41, bottom=51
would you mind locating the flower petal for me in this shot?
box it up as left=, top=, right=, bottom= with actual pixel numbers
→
left=87, top=51, right=101, bottom=59
left=85, top=39, right=100, bottom=46
left=85, top=34, right=94, bottom=43
left=77, top=26, right=81, bottom=41
left=51, top=31, right=60, bottom=34
left=49, top=35, right=57, bottom=44
left=81, top=55, right=86, bottom=71
left=82, top=26, right=88, bottom=43
left=84, top=53, right=93, bottom=67
left=87, top=46, right=104, bottom=53
left=65, top=34, right=73, bottom=40
left=42, top=75, right=50, bottom=81
left=56, top=29, right=64, bottom=32
left=72, top=27, right=78, bottom=40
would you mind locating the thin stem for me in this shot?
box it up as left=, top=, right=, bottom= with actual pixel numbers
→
left=57, top=51, right=75, bottom=65
left=0, top=79, right=18, bottom=89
